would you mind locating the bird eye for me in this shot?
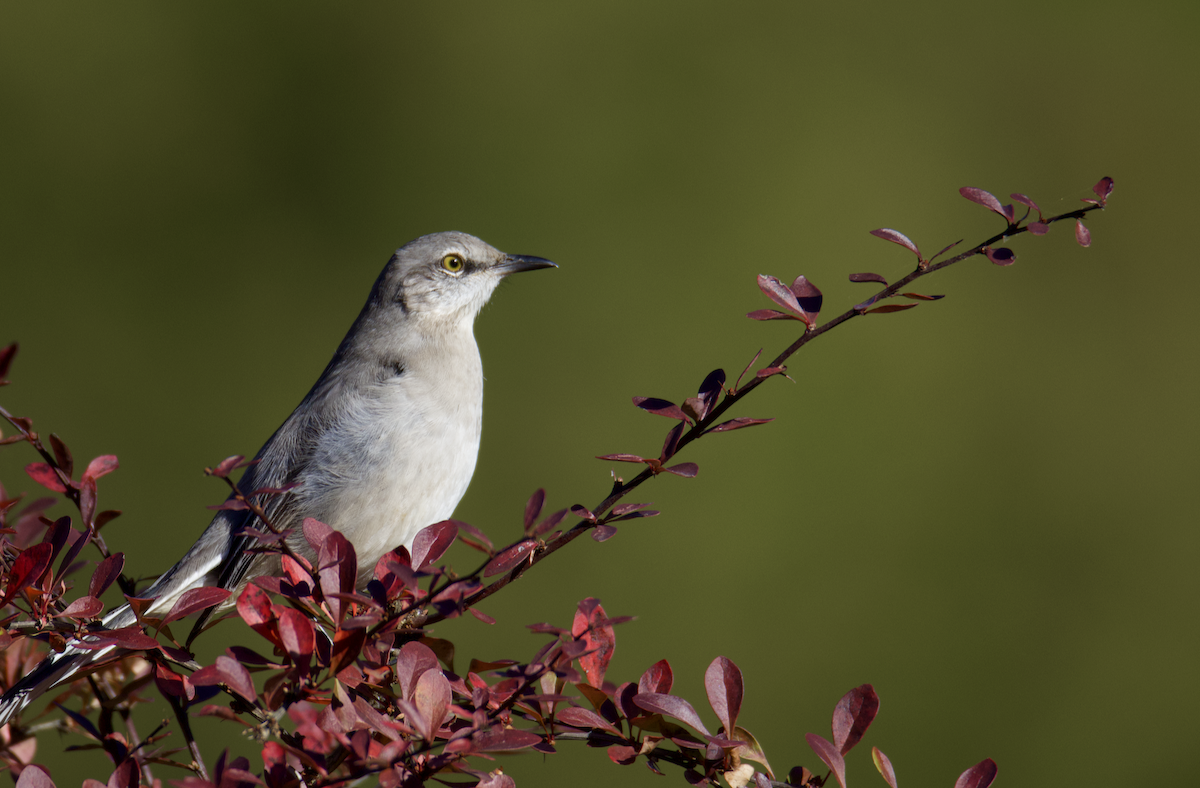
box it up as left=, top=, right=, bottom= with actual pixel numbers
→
left=441, top=254, right=465, bottom=274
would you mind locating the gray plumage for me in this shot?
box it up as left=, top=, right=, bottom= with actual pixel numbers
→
left=0, top=231, right=554, bottom=725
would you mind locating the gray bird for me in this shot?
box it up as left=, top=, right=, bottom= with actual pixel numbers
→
left=0, top=231, right=555, bottom=725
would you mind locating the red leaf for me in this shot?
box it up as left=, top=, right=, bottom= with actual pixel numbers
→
left=468, top=607, right=495, bottom=624
left=849, top=272, right=888, bottom=285
left=595, top=453, right=646, bottom=463
left=212, top=654, right=257, bottom=700
left=106, top=626, right=161, bottom=651
left=704, top=656, right=743, bottom=734
left=664, top=462, right=698, bottom=478
left=211, top=455, right=247, bottom=477
left=454, top=519, right=494, bottom=553
left=557, top=706, right=621, bottom=735
left=869, top=228, right=922, bottom=259
left=79, top=475, right=97, bottom=528
left=872, top=747, right=898, bottom=788
left=607, top=744, right=638, bottom=765
left=929, top=239, right=963, bottom=263
left=1075, top=220, right=1092, bottom=247
left=591, top=524, right=618, bottom=542
left=959, top=187, right=1011, bottom=222
left=472, top=729, right=543, bottom=752
left=89, top=553, right=125, bottom=598
left=207, top=499, right=250, bottom=511
left=899, top=292, right=944, bottom=301
left=48, top=434, right=74, bottom=478
left=281, top=554, right=313, bottom=590
left=805, top=733, right=847, bottom=788
left=698, top=369, right=725, bottom=412
left=1012, top=191, right=1041, bottom=214
left=396, top=641, right=440, bottom=701
left=413, top=668, right=451, bottom=742
left=2, top=542, right=53, bottom=604
left=0, top=343, right=15, bottom=381
left=24, top=462, right=67, bottom=493
left=15, top=765, right=55, bottom=788
left=482, top=539, right=537, bottom=577
left=569, top=513, right=599, bottom=534
left=154, top=662, right=195, bottom=700
left=832, top=683, right=879, bottom=754
left=83, top=455, right=119, bottom=482
left=746, top=309, right=797, bottom=321
left=162, top=586, right=232, bottom=625
left=1027, top=221, right=1049, bottom=235
left=57, top=595, right=104, bottom=619
left=639, top=660, right=674, bottom=695
left=411, top=520, right=457, bottom=571
left=865, top=303, right=919, bottom=315
left=633, top=693, right=710, bottom=735
left=191, top=655, right=257, bottom=701
left=632, top=397, right=690, bottom=423
left=1093, top=176, right=1114, bottom=201
left=757, top=274, right=805, bottom=319
left=986, top=247, right=1016, bottom=266
left=301, top=517, right=334, bottom=551
left=573, top=598, right=616, bottom=687
left=705, top=417, right=773, bottom=434
left=790, top=275, right=823, bottom=319
left=317, top=529, right=358, bottom=619
left=954, top=759, right=998, bottom=788
left=610, top=509, right=658, bottom=523
left=108, top=759, right=138, bottom=788
left=277, top=608, right=315, bottom=660
left=237, top=584, right=275, bottom=628
left=523, top=488, right=545, bottom=530
left=329, top=627, right=366, bottom=676
left=533, top=508, right=568, bottom=537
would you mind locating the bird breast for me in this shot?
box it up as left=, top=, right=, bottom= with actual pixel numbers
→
left=295, top=349, right=484, bottom=577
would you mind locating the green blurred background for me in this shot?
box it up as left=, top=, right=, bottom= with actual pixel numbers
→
left=1, top=1, right=1196, bottom=786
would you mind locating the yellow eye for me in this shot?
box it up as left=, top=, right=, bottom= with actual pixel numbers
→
left=441, top=254, right=465, bottom=274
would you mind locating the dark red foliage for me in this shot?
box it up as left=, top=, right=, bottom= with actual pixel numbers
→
left=483, top=539, right=538, bottom=577
left=872, top=747, right=898, bottom=788
left=955, top=758, right=999, bottom=788
left=704, top=656, right=743, bottom=735
left=986, top=247, right=1016, bottom=266
left=869, top=228, right=923, bottom=261
left=410, top=519, right=456, bottom=572
left=573, top=598, right=615, bottom=688
left=632, top=397, right=691, bottom=423
left=24, top=463, right=67, bottom=493
left=959, top=187, right=1015, bottom=224
left=161, top=587, right=232, bottom=625
left=805, top=733, right=847, bottom=788
left=1076, top=219, right=1092, bottom=247
left=640, top=659, right=674, bottom=695
left=832, top=684, right=879, bottom=754
left=0, top=343, right=16, bottom=382
left=523, top=487, right=545, bottom=532
left=89, top=552, right=124, bottom=598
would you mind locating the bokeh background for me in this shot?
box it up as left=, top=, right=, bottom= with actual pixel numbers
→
left=1, top=2, right=1196, bottom=786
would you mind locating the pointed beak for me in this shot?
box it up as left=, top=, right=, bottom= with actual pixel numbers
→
left=495, top=254, right=557, bottom=276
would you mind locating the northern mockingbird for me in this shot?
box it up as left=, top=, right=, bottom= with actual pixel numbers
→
left=0, top=231, right=555, bottom=725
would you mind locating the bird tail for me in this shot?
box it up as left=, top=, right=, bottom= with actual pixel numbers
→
left=0, top=517, right=242, bottom=726
left=0, top=603, right=136, bottom=727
